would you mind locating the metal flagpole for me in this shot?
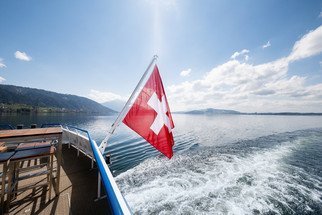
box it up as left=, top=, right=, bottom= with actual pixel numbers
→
left=95, top=55, right=158, bottom=201
left=99, top=55, right=158, bottom=154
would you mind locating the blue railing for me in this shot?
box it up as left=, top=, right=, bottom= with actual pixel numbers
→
left=0, top=123, right=14, bottom=130
left=41, top=123, right=63, bottom=128
left=41, top=124, right=132, bottom=215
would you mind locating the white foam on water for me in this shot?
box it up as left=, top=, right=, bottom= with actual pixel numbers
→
left=116, top=137, right=322, bottom=214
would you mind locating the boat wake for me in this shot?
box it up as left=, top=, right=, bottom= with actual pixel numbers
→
left=116, top=129, right=322, bottom=214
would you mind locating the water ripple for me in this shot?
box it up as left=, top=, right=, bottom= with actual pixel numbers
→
left=116, top=129, right=322, bottom=214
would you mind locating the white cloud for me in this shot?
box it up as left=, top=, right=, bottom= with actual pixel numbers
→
left=0, top=76, right=5, bottom=83
left=180, top=68, right=191, bottom=77
left=88, top=89, right=125, bottom=103
left=319, top=11, right=322, bottom=18
left=230, top=49, right=249, bottom=59
left=262, top=41, right=271, bottom=49
left=0, top=58, right=6, bottom=82
left=0, top=58, right=6, bottom=68
left=14, top=51, right=32, bottom=61
left=230, top=49, right=249, bottom=60
left=288, top=25, right=322, bottom=61
left=167, top=25, right=322, bottom=112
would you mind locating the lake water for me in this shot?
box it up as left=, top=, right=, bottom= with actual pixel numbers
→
left=1, top=113, right=322, bottom=214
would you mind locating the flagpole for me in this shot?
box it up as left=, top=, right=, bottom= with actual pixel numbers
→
left=99, top=55, right=158, bottom=153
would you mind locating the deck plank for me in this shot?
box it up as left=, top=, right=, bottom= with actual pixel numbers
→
left=1, top=145, right=111, bottom=215
left=0, top=128, right=62, bottom=139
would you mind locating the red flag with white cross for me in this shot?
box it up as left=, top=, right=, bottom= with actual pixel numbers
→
left=122, top=65, right=175, bottom=159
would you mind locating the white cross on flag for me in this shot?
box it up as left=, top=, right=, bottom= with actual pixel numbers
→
left=123, top=65, right=175, bottom=158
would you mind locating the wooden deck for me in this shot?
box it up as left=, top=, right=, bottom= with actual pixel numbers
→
left=1, top=145, right=111, bottom=215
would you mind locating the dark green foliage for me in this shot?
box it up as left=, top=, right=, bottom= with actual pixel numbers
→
left=0, top=84, right=116, bottom=115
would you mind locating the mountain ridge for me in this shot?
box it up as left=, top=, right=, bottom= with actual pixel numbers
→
left=176, top=108, right=240, bottom=115
left=0, top=84, right=116, bottom=115
left=176, top=108, right=322, bottom=116
left=101, top=99, right=125, bottom=112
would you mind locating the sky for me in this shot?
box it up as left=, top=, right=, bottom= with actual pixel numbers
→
left=1, top=0, right=322, bottom=112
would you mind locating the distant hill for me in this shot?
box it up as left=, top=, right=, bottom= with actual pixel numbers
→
left=176, top=108, right=322, bottom=116
left=177, top=108, right=241, bottom=115
left=0, top=84, right=116, bottom=115
left=247, top=112, right=322, bottom=116
left=101, top=99, right=125, bottom=112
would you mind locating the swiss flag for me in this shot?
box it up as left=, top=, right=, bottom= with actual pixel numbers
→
left=123, top=65, right=175, bottom=159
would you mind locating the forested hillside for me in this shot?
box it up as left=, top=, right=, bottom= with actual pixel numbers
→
left=0, top=84, right=116, bottom=115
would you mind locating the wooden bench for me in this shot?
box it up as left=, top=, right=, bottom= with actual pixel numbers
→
left=0, top=142, right=6, bottom=153
left=0, top=151, right=15, bottom=210
left=5, top=146, right=56, bottom=212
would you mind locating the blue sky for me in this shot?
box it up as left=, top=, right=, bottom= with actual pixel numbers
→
left=1, top=0, right=322, bottom=112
